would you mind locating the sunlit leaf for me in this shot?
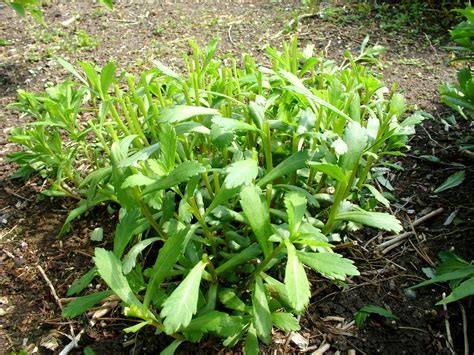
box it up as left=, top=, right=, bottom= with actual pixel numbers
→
left=285, top=241, right=310, bottom=314
left=224, top=159, right=259, bottom=188
left=252, top=276, right=272, bottom=343
left=161, top=261, right=207, bottom=333
left=93, top=248, right=141, bottom=306
left=271, top=312, right=301, bottom=332
left=159, top=106, right=219, bottom=124
left=284, top=191, right=307, bottom=237
left=240, top=185, right=272, bottom=257
left=297, top=251, right=359, bottom=280
left=336, top=210, right=402, bottom=233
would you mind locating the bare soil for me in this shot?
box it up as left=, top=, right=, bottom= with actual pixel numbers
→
left=1, top=1, right=472, bottom=354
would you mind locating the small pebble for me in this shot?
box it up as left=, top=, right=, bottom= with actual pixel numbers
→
left=404, top=288, right=417, bottom=300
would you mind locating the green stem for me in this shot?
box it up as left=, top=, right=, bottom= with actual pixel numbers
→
left=323, top=182, right=346, bottom=235
left=189, top=196, right=216, bottom=255
left=263, top=121, right=273, bottom=172
left=246, top=243, right=284, bottom=288
left=133, top=189, right=166, bottom=240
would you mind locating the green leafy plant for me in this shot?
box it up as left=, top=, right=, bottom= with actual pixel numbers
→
left=440, top=6, right=474, bottom=119
left=411, top=249, right=474, bottom=305
left=3, top=0, right=112, bottom=26
left=354, top=305, right=399, bottom=328
left=8, top=37, right=420, bottom=352
left=3, top=0, right=45, bottom=25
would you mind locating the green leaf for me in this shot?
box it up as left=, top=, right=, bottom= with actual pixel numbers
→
left=355, top=305, right=398, bottom=327
left=339, top=121, right=368, bottom=172
left=298, top=252, right=359, bottom=280
left=248, top=101, right=265, bottom=130
left=114, top=208, right=141, bottom=258
left=93, top=248, right=141, bottom=306
left=159, top=124, right=177, bottom=171
left=90, top=227, right=104, bottom=242
left=437, top=277, right=474, bottom=305
left=215, top=243, right=261, bottom=274
left=56, top=58, right=87, bottom=86
left=434, top=171, right=465, bottom=193
left=411, top=266, right=474, bottom=289
left=124, top=320, right=151, bottom=333
left=354, top=310, right=369, bottom=328
left=245, top=324, right=259, bottom=355
left=211, top=124, right=234, bottom=149
left=285, top=241, right=310, bottom=314
left=261, top=273, right=291, bottom=308
left=257, top=150, right=310, bottom=187
left=364, top=184, right=390, bottom=208
left=100, top=61, right=117, bottom=97
left=182, top=311, right=232, bottom=341
left=59, top=196, right=109, bottom=236
left=212, top=116, right=260, bottom=133
left=271, top=312, right=301, bottom=332
left=283, top=83, right=352, bottom=122
left=83, top=346, right=96, bottom=355
left=205, top=185, right=241, bottom=216
left=240, top=185, right=272, bottom=258
left=99, top=0, right=113, bottom=10
left=121, top=173, right=155, bottom=189
left=252, top=276, right=272, bottom=344
left=284, top=191, right=307, bottom=237
left=336, top=210, right=402, bottom=233
left=153, top=60, right=182, bottom=81
left=143, top=161, right=206, bottom=194
left=218, top=288, right=248, bottom=312
left=62, top=290, right=113, bottom=318
left=307, top=162, right=348, bottom=184
left=67, top=267, right=97, bottom=296
left=159, top=106, right=219, bottom=123
left=160, top=339, right=183, bottom=355
left=144, top=225, right=197, bottom=309
left=224, top=159, right=259, bottom=188
left=80, top=62, right=101, bottom=93
left=274, top=184, right=319, bottom=207
left=9, top=3, right=25, bottom=16
left=122, top=237, right=161, bottom=274
left=117, top=143, right=160, bottom=168
left=161, top=261, right=207, bottom=333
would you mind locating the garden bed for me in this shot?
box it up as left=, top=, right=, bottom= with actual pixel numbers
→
left=0, top=1, right=472, bottom=354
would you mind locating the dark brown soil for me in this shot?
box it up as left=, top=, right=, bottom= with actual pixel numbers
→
left=1, top=1, right=472, bottom=354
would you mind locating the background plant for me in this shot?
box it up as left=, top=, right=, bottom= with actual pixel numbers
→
left=439, top=5, right=474, bottom=119
left=411, top=249, right=474, bottom=305
left=8, top=38, right=421, bottom=353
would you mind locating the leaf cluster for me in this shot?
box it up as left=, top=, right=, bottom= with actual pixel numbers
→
left=411, top=249, right=474, bottom=305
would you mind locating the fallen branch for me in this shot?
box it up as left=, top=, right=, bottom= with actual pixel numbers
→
left=37, top=265, right=77, bottom=351
left=377, top=208, right=443, bottom=253
left=442, top=293, right=455, bottom=354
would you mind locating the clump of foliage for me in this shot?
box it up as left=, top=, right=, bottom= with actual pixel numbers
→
left=312, top=0, right=463, bottom=34
left=8, top=38, right=422, bottom=353
left=411, top=250, right=474, bottom=305
left=439, top=5, right=474, bottom=119
left=3, top=0, right=112, bottom=25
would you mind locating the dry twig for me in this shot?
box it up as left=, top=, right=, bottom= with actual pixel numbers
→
left=442, top=293, right=455, bottom=354
left=377, top=208, right=444, bottom=254
left=37, top=265, right=77, bottom=351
